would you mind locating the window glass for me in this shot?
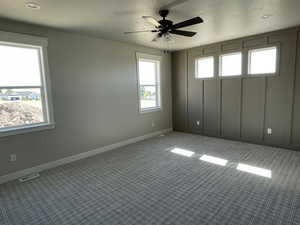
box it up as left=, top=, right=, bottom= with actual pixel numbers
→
left=248, top=47, right=277, bottom=74
left=139, top=86, right=157, bottom=109
left=195, top=56, right=214, bottom=78
left=0, top=88, right=44, bottom=129
left=0, top=44, right=42, bottom=86
left=138, top=60, right=156, bottom=85
left=219, top=52, right=242, bottom=76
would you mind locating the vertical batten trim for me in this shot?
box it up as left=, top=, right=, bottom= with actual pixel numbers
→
left=240, top=78, right=244, bottom=138
left=219, top=80, right=223, bottom=136
left=185, top=50, right=189, bottom=132
left=289, top=32, right=299, bottom=145
left=262, top=77, right=268, bottom=141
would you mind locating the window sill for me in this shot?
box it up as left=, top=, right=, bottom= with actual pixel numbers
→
left=0, top=122, right=55, bottom=138
left=195, top=77, right=215, bottom=80
left=219, top=75, right=242, bottom=79
left=140, top=107, right=162, bottom=114
left=247, top=73, right=278, bottom=77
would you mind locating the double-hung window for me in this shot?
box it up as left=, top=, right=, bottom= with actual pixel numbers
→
left=0, top=31, right=54, bottom=136
left=136, top=53, right=161, bottom=112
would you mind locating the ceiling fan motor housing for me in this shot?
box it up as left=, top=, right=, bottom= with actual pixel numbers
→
left=159, top=19, right=173, bottom=29
left=159, top=20, right=173, bottom=35
left=159, top=9, right=169, bottom=18
left=158, top=10, right=173, bottom=35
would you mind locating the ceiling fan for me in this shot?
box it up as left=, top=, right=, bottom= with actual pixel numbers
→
left=124, top=9, right=203, bottom=42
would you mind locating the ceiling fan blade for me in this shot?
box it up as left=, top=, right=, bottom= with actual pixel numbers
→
left=160, top=0, right=189, bottom=10
left=171, top=17, right=203, bottom=29
left=142, top=16, right=161, bottom=27
left=169, top=30, right=196, bottom=37
left=124, top=30, right=157, bottom=34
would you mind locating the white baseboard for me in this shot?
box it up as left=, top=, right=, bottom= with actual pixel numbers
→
left=0, top=128, right=172, bottom=185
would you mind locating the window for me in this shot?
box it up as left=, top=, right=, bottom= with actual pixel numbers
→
left=195, top=56, right=214, bottom=78
left=136, top=53, right=161, bottom=112
left=219, top=52, right=242, bottom=77
left=248, top=46, right=277, bottom=75
left=0, top=31, right=54, bottom=136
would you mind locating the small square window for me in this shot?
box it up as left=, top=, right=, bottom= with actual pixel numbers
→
left=248, top=46, right=277, bottom=75
left=219, top=52, right=242, bottom=77
left=195, top=56, right=214, bottom=78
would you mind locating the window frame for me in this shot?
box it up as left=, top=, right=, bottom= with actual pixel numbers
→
left=194, top=56, right=215, bottom=79
left=219, top=51, right=243, bottom=78
left=0, top=31, right=54, bottom=137
left=247, top=45, right=280, bottom=77
left=136, top=52, right=162, bottom=113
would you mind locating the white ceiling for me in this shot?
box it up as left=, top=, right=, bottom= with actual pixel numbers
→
left=0, top=0, right=300, bottom=50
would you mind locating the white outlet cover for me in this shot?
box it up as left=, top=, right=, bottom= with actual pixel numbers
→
left=10, top=154, right=17, bottom=162
left=267, top=128, right=272, bottom=135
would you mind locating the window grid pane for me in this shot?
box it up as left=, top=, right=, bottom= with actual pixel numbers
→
left=138, top=60, right=157, bottom=85
left=139, top=85, right=158, bottom=110
left=219, top=52, right=242, bottom=76
left=195, top=56, right=214, bottom=78
left=248, top=47, right=277, bottom=74
left=0, top=87, right=45, bottom=129
left=0, top=44, right=42, bottom=87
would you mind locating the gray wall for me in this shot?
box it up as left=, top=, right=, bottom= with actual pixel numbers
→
left=172, top=27, right=300, bottom=150
left=172, top=51, right=187, bottom=132
left=0, top=19, right=172, bottom=177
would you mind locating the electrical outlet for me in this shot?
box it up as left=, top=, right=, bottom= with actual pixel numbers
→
left=10, top=154, right=17, bottom=162
left=152, top=122, right=155, bottom=127
left=267, top=128, right=272, bottom=135
left=196, top=121, right=200, bottom=126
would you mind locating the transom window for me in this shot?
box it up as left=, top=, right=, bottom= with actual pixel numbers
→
left=0, top=31, right=54, bottom=136
left=195, top=56, right=214, bottom=78
left=219, top=52, right=242, bottom=77
left=248, top=46, right=277, bottom=75
left=136, top=53, right=161, bottom=112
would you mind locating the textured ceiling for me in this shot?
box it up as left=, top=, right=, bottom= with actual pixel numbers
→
left=0, top=0, right=300, bottom=50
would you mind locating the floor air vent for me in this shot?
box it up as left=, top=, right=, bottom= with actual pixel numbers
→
left=19, top=173, right=40, bottom=183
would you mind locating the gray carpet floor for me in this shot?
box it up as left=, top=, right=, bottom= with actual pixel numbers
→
left=1, top=132, right=300, bottom=225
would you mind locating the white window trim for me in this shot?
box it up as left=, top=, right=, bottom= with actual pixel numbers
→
left=136, top=52, right=162, bottom=113
left=195, top=56, right=215, bottom=79
left=247, top=46, right=278, bottom=76
left=219, top=51, right=242, bottom=77
left=0, top=31, right=55, bottom=137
